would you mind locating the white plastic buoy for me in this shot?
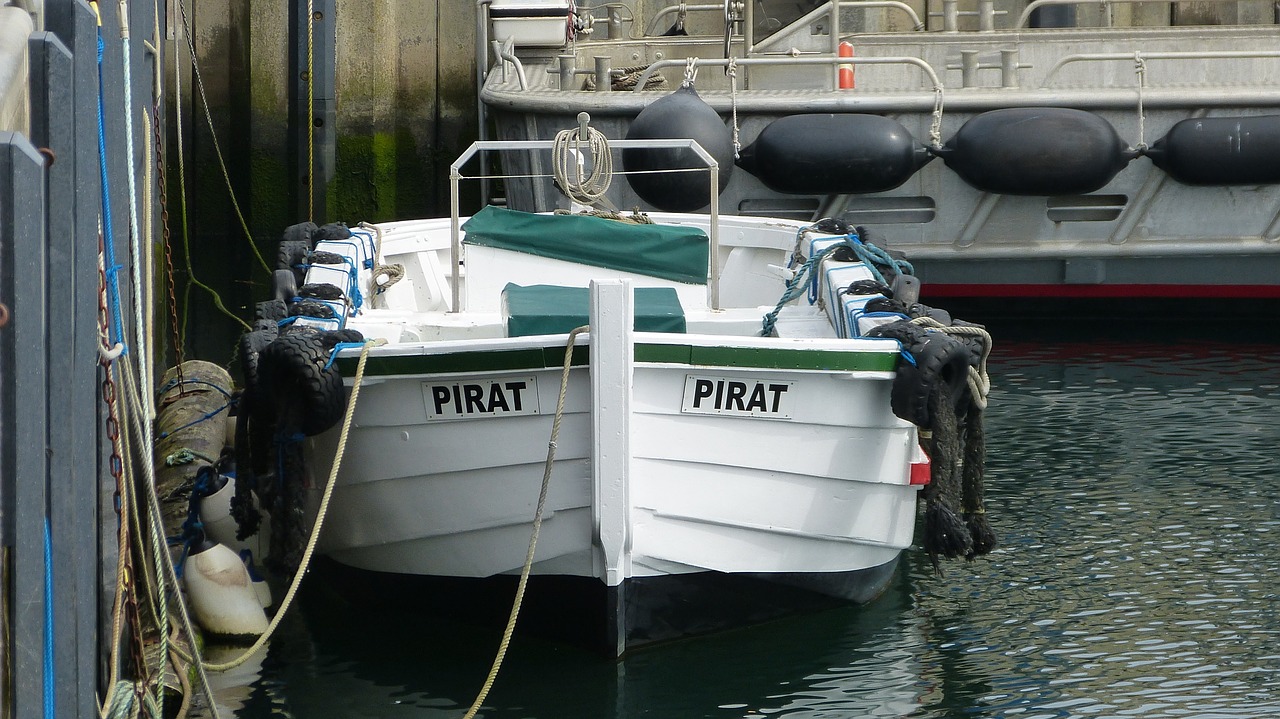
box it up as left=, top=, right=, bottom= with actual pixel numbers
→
left=199, top=475, right=270, bottom=559
left=241, top=549, right=273, bottom=609
left=184, top=536, right=269, bottom=638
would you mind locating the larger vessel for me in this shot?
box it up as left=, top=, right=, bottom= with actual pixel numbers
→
left=477, top=0, right=1280, bottom=304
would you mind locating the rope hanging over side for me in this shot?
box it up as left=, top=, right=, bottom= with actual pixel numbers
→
left=461, top=326, right=589, bottom=719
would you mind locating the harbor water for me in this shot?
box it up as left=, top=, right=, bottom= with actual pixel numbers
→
left=204, top=332, right=1280, bottom=718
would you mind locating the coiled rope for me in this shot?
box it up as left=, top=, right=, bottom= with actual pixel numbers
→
left=552, top=118, right=613, bottom=207
left=461, top=326, right=588, bottom=719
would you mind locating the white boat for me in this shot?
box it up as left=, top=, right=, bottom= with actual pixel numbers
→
left=476, top=0, right=1280, bottom=307
left=235, top=128, right=994, bottom=655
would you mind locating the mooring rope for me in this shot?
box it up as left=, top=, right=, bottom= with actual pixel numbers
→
left=461, top=326, right=588, bottom=719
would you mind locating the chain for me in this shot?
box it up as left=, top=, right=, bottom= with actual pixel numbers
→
left=153, top=103, right=185, bottom=388
left=99, top=235, right=151, bottom=703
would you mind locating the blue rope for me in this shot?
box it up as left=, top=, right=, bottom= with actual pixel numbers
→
left=156, top=399, right=232, bottom=440
left=43, top=517, right=54, bottom=719
left=760, top=246, right=839, bottom=337
left=325, top=341, right=367, bottom=370
left=839, top=234, right=915, bottom=286
left=761, top=227, right=917, bottom=337
left=155, top=377, right=233, bottom=399
left=96, top=32, right=128, bottom=352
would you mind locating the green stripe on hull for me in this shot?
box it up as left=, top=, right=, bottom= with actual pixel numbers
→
left=339, top=342, right=898, bottom=377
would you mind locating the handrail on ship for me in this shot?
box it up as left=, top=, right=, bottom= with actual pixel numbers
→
left=629, top=54, right=943, bottom=93
left=448, top=128, right=723, bottom=312
left=1041, top=49, right=1280, bottom=85
left=1017, top=0, right=1273, bottom=27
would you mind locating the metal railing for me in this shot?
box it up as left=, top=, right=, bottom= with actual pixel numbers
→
left=449, top=118, right=724, bottom=309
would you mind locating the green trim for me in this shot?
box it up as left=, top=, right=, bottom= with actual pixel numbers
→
left=337, top=345, right=591, bottom=377
left=339, top=342, right=897, bottom=377
left=634, top=344, right=898, bottom=372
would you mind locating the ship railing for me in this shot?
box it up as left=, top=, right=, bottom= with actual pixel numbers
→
left=629, top=54, right=943, bottom=97
left=1017, top=0, right=1274, bottom=26
left=448, top=122, right=724, bottom=311
left=1043, top=49, right=1280, bottom=84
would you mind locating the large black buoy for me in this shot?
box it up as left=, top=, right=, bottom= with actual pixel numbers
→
left=736, top=114, right=932, bottom=194
left=1146, top=115, right=1280, bottom=185
left=623, top=85, right=734, bottom=212
left=935, top=108, right=1134, bottom=195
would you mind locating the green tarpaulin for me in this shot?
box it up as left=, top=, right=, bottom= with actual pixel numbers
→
left=462, top=206, right=709, bottom=285
left=502, top=284, right=687, bottom=337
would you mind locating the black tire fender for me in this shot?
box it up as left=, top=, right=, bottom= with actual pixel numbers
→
left=278, top=239, right=311, bottom=287
left=867, top=320, right=971, bottom=428
left=258, top=329, right=347, bottom=436
left=273, top=269, right=299, bottom=304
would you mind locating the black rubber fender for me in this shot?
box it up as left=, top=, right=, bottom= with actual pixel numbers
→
left=258, top=329, right=347, bottom=436
left=281, top=221, right=317, bottom=248
left=255, top=298, right=288, bottom=322
left=320, top=328, right=365, bottom=348
left=313, top=222, right=352, bottom=242
left=273, top=269, right=298, bottom=304
left=299, top=283, right=344, bottom=301
left=278, top=239, right=311, bottom=287
left=867, top=320, right=971, bottom=428
left=287, top=299, right=337, bottom=319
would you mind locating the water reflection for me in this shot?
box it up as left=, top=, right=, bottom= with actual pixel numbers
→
left=215, top=339, right=1280, bottom=718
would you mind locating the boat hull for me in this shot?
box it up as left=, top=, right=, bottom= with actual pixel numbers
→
left=304, top=325, right=920, bottom=655
left=310, top=556, right=900, bottom=655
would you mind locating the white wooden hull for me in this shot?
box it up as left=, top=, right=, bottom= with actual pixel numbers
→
left=307, top=333, right=918, bottom=581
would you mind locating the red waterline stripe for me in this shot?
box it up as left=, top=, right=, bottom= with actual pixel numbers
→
left=920, top=284, right=1280, bottom=299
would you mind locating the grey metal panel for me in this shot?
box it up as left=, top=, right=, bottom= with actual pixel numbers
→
left=30, top=22, right=101, bottom=718
left=1, top=130, right=50, bottom=719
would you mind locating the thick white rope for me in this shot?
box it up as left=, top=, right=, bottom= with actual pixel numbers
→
left=552, top=125, right=613, bottom=207
left=909, top=316, right=993, bottom=409
left=119, top=0, right=152, bottom=415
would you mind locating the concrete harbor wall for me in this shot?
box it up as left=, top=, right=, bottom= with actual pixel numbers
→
left=177, top=1, right=479, bottom=360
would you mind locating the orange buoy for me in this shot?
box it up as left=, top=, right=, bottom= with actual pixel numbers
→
left=838, top=41, right=854, bottom=89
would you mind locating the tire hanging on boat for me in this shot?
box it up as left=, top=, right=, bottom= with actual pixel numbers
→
left=735, top=114, right=932, bottom=194
left=623, top=84, right=735, bottom=212
left=234, top=325, right=363, bottom=575
left=934, top=108, right=1135, bottom=195
left=866, top=317, right=996, bottom=569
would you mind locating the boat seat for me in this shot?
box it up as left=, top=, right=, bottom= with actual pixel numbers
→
left=501, top=283, right=686, bottom=337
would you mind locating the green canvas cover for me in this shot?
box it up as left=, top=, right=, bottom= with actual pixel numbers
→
left=502, top=283, right=687, bottom=337
left=462, top=206, right=709, bottom=285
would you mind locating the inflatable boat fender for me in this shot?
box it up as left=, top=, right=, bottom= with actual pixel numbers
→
left=623, top=84, right=735, bottom=211
left=736, top=114, right=932, bottom=194
left=1147, top=115, right=1280, bottom=185
left=184, top=535, right=269, bottom=639
left=935, top=108, right=1134, bottom=195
